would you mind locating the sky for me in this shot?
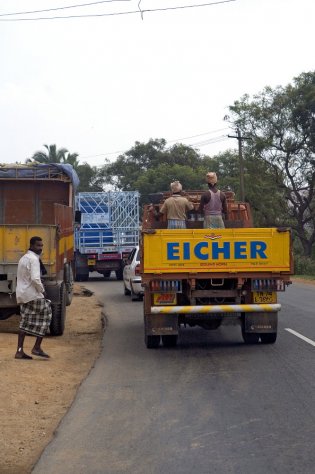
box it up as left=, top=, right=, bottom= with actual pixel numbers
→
left=0, top=0, right=314, bottom=167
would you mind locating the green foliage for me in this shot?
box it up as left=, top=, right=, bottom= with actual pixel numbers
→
left=99, top=139, right=205, bottom=193
left=28, top=144, right=102, bottom=192
left=98, top=138, right=290, bottom=218
left=30, top=144, right=68, bottom=163
left=134, top=164, right=205, bottom=204
left=294, top=255, right=315, bottom=275
left=229, top=71, right=315, bottom=256
left=63, top=152, right=80, bottom=170
left=76, top=162, right=103, bottom=192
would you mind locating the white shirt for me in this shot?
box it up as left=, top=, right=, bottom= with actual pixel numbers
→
left=16, top=250, right=45, bottom=304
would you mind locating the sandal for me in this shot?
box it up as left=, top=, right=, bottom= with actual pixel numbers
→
left=15, top=352, right=33, bottom=360
left=31, top=349, right=50, bottom=358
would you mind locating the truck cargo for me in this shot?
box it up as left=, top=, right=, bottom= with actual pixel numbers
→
left=141, top=190, right=293, bottom=348
left=74, top=191, right=140, bottom=281
left=0, top=163, right=79, bottom=335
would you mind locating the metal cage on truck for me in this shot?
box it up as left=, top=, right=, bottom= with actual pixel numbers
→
left=74, top=191, right=140, bottom=281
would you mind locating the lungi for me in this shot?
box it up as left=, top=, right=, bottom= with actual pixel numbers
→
left=203, top=215, right=225, bottom=229
left=19, top=299, right=52, bottom=337
left=167, top=219, right=187, bottom=229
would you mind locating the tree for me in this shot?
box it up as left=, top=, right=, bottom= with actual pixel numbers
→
left=30, top=144, right=68, bottom=163
left=229, top=71, right=315, bottom=256
left=133, top=163, right=205, bottom=204
left=28, top=144, right=106, bottom=192
left=76, top=163, right=104, bottom=192
left=63, top=152, right=80, bottom=170
left=98, top=139, right=205, bottom=193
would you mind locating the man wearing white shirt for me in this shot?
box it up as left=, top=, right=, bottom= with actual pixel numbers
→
left=15, top=236, right=52, bottom=360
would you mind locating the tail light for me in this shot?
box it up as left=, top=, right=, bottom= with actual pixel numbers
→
left=150, top=280, right=182, bottom=293
left=251, top=279, right=285, bottom=291
left=135, top=264, right=141, bottom=275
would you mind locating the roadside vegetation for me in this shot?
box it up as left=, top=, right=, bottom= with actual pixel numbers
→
left=24, top=71, right=315, bottom=278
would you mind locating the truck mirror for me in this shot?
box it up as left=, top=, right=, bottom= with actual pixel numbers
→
left=75, top=210, right=81, bottom=224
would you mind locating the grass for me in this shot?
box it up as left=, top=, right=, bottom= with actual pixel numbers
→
left=292, top=274, right=315, bottom=281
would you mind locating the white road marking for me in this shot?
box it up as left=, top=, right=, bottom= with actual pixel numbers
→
left=285, top=328, right=315, bottom=347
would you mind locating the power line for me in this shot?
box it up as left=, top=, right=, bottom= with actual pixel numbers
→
left=167, top=127, right=229, bottom=144
left=188, top=135, right=229, bottom=148
left=80, top=128, right=231, bottom=159
left=0, top=0, right=131, bottom=17
left=0, top=0, right=237, bottom=21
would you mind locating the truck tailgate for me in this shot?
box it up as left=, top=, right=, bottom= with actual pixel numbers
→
left=143, top=228, right=292, bottom=274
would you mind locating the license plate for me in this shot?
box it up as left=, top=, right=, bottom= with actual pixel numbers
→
left=253, top=291, right=276, bottom=304
left=153, top=293, right=177, bottom=305
left=88, top=259, right=96, bottom=266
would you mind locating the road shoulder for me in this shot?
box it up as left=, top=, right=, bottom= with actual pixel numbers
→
left=0, top=284, right=104, bottom=474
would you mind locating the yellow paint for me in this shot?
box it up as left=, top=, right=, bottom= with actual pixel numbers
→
left=0, top=226, right=74, bottom=275
left=0, top=226, right=55, bottom=262
left=143, top=228, right=292, bottom=273
left=58, top=234, right=74, bottom=257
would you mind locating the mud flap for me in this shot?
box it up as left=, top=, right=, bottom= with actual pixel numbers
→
left=145, top=313, right=179, bottom=336
left=244, top=312, right=278, bottom=333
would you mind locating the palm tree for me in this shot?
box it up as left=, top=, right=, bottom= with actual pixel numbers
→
left=63, top=152, right=80, bottom=171
left=31, top=144, right=68, bottom=163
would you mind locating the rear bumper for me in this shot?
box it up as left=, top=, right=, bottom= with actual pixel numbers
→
left=131, top=280, right=143, bottom=295
left=150, top=304, right=281, bottom=314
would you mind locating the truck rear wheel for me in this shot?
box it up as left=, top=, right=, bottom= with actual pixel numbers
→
left=162, top=335, right=178, bottom=347
left=64, top=264, right=74, bottom=306
left=241, top=316, right=260, bottom=344
left=145, top=335, right=160, bottom=349
left=115, top=269, right=123, bottom=281
left=260, top=332, right=277, bottom=344
left=241, top=330, right=260, bottom=344
left=131, top=285, right=141, bottom=301
left=50, top=283, right=67, bottom=336
left=75, top=272, right=89, bottom=282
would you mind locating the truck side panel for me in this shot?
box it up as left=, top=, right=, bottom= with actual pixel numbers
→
left=54, top=203, right=74, bottom=277
left=0, top=181, right=69, bottom=225
left=0, top=225, right=57, bottom=274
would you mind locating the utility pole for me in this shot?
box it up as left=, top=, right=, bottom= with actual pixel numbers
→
left=228, top=128, right=251, bottom=202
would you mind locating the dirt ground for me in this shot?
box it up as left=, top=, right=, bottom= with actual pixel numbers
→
left=0, top=284, right=104, bottom=474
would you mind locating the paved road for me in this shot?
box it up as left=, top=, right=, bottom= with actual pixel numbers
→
left=33, top=278, right=315, bottom=474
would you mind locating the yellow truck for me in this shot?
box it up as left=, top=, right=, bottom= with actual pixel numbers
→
left=141, top=191, right=293, bottom=348
left=0, top=164, right=79, bottom=335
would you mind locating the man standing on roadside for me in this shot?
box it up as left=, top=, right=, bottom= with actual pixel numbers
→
left=198, top=172, right=228, bottom=229
left=15, top=236, right=52, bottom=360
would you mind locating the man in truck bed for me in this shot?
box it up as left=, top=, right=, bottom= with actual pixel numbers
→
left=160, top=180, right=194, bottom=228
left=198, top=171, right=227, bottom=229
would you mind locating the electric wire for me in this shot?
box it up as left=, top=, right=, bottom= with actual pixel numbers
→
left=0, top=0, right=236, bottom=21
left=188, top=135, right=229, bottom=147
left=80, top=129, right=230, bottom=159
left=167, top=128, right=229, bottom=144
left=0, top=0, right=131, bottom=17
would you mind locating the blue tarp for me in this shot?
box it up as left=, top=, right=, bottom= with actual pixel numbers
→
left=0, top=163, right=80, bottom=189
